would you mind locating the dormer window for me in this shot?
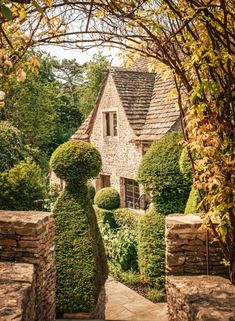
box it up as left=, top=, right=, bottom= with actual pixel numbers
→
left=103, top=111, right=118, bottom=137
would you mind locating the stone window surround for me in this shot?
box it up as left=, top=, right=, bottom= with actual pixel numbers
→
left=102, top=110, right=119, bottom=139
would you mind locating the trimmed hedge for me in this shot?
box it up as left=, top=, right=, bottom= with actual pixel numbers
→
left=50, top=140, right=102, bottom=183
left=0, top=158, right=46, bottom=210
left=113, top=208, right=140, bottom=230
left=137, top=205, right=165, bottom=288
left=87, top=182, right=96, bottom=202
left=94, top=187, right=120, bottom=210
left=94, top=205, right=118, bottom=229
left=179, top=147, right=192, bottom=184
left=184, top=186, right=200, bottom=214
left=179, top=147, right=202, bottom=214
left=138, top=131, right=191, bottom=214
left=50, top=141, right=107, bottom=316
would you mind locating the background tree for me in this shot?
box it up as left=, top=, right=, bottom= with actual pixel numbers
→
left=1, top=51, right=109, bottom=168
left=0, top=121, right=24, bottom=172
left=78, top=53, right=111, bottom=117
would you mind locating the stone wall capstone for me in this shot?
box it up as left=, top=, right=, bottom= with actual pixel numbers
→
left=0, top=262, right=35, bottom=320
left=167, top=275, right=235, bottom=321
left=0, top=210, right=56, bottom=321
left=166, top=214, right=228, bottom=277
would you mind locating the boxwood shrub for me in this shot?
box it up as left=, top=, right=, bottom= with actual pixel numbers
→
left=179, top=147, right=201, bottom=214
left=87, top=182, right=96, bottom=202
left=0, top=158, right=46, bottom=210
left=50, top=140, right=102, bottom=183
left=138, top=131, right=191, bottom=214
left=179, top=147, right=192, bottom=184
left=137, top=205, right=165, bottom=288
left=184, top=186, right=200, bottom=214
left=113, top=208, right=140, bottom=230
left=50, top=140, right=107, bottom=316
left=94, top=205, right=118, bottom=229
left=94, top=187, right=120, bottom=210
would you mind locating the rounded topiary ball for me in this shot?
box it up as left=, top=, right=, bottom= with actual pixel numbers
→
left=50, top=140, right=102, bottom=183
left=94, top=187, right=120, bottom=210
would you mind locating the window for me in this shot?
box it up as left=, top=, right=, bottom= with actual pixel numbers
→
left=123, top=178, right=140, bottom=209
left=100, top=174, right=111, bottom=188
left=95, top=174, right=111, bottom=190
left=103, top=112, right=118, bottom=137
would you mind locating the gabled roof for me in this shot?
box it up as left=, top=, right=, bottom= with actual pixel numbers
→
left=112, top=70, right=156, bottom=135
left=137, top=76, right=179, bottom=141
left=71, top=67, right=180, bottom=142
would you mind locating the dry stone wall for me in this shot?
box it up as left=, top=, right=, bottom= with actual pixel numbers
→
left=0, top=210, right=56, bottom=321
left=166, top=214, right=234, bottom=321
left=167, top=275, right=235, bottom=321
left=166, top=214, right=228, bottom=277
left=0, top=262, right=35, bottom=320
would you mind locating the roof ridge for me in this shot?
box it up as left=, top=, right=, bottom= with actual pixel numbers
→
left=109, top=66, right=156, bottom=75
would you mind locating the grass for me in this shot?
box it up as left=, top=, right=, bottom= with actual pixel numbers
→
left=147, top=288, right=165, bottom=302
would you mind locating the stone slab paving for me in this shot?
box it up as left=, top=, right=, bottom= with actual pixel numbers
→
left=105, top=278, right=168, bottom=321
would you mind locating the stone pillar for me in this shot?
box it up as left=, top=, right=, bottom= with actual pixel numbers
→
left=165, top=214, right=228, bottom=276
left=0, top=211, right=56, bottom=321
left=0, top=262, right=36, bottom=320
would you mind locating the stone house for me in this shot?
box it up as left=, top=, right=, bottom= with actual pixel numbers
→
left=67, top=66, right=180, bottom=210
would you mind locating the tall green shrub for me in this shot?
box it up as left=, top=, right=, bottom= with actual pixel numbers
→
left=137, top=205, right=165, bottom=288
left=50, top=140, right=107, bottom=316
left=179, top=147, right=192, bottom=184
left=138, top=131, right=190, bottom=214
left=0, top=158, right=46, bottom=210
left=184, top=186, right=201, bottom=214
left=179, top=147, right=201, bottom=214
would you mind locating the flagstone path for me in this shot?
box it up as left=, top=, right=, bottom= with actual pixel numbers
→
left=60, top=278, right=168, bottom=321
left=105, top=278, right=168, bottom=321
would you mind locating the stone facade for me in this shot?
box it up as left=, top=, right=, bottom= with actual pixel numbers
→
left=167, top=275, right=235, bottom=321
left=166, top=214, right=228, bottom=276
left=0, top=262, right=36, bottom=320
left=70, top=68, right=181, bottom=209
left=0, top=210, right=56, bottom=321
left=90, top=74, right=143, bottom=205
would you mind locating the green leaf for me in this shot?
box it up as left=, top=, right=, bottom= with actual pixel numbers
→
left=32, top=0, right=43, bottom=13
left=1, top=5, right=13, bottom=20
